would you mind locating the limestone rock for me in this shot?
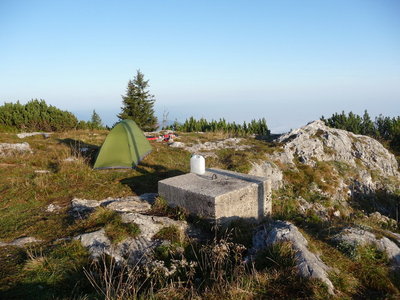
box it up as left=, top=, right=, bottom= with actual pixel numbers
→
left=333, top=226, right=400, bottom=268
left=368, top=212, right=397, bottom=229
left=74, top=229, right=114, bottom=260
left=74, top=212, right=187, bottom=264
left=121, top=213, right=187, bottom=240
left=267, top=120, right=400, bottom=199
left=0, top=142, right=32, bottom=156
left=106, top=200, right=151, bottom=213
left=70, top=195, right=153, bottom=217
left=249, top=161, right=283, bottom=190
left=72, top=195, right=189, bottom=265
left=169, top=141, right=185, bottom=148
left=63, top=157, right=78, bottom=162
left=17, top=132, right=51, bottom=139
left=297, top=197, right=330, bottom=221
left=46, top=203, right=62, bottom=213
left=275, top=120, right=399, bottom=177
left=252, top=221, right=334, bottom=294
left=71, top=198, right=103, bottom=217
left=35, top=170, right=50, bottom=174
left=0, top=236, right=42, bottom=247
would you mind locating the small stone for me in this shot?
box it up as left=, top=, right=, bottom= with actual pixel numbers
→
left=169, top=142, right=185, bottom=148
left=35, top=170, right=50, bottom=174
left=333, top=210, right=341, bottom=217
left=63, top=157, right=78, bottom=162
left=46, top=203, right=61, bottom=212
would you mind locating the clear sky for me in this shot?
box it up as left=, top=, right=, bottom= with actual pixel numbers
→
left=1, top=0, right=399, bottom=132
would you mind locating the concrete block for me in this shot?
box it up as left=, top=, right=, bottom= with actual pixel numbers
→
left=158, top=168, right=271, bottom=224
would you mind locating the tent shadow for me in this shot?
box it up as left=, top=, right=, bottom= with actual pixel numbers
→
left=120, top=162, right=185, bottom=195
left=57, top=138, right=99, bottom=167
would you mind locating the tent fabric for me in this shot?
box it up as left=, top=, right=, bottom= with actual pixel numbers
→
left=94, top=119, right=152, bottom=169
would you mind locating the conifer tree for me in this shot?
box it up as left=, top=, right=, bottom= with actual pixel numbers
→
left=90, top=110, right=103, bottom=129
left=117, top=70, right=158, bottom=131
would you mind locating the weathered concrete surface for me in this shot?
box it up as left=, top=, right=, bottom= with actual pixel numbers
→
left=158, top=168, right=271, bottom=223
left=252, top=221, right=334, bottom=294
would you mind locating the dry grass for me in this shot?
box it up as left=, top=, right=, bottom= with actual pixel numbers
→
left=1, top=129, right=400, bottom=299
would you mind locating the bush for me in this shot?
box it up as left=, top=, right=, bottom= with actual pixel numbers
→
left=0, top=99, right=79, bottom=131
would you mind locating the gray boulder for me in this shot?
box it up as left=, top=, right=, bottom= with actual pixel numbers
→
left=252, top=221, right=334, bottom=294
left=333, top=226, right=400, bottom=268
left=73, top=197, right=188, bottom=265
left=75, top=229, right=114, bottom=260
left=0, top=142, right=32, bottom=156
left=275, top=120, right=399, bottom=177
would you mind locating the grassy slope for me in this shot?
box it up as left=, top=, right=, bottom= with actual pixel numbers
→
left=0, top=130, right=399, bottom=299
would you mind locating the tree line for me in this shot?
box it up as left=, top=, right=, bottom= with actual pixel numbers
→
left=321, top=110, right=400, bottom=151
left=165, top=116, right=270, bottom=136
left=0, top=99, right=103, bottom=131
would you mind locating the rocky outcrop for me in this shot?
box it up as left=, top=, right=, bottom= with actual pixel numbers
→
left=72, top=194, right=188, bottom=265
left=333, top=226, right=400, bottom=269
left=274, top=120, right=399, bottom=177
left=70, top=194, right=156, bottom=218
left=251, top=120, right=400, bottom=202
left=252, top=221, right=334, bottom=294
left=0, top=142, right=32, bottom=156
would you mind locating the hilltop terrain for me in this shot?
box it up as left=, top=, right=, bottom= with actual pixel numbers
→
left=0, top=120, right=399, bottom=299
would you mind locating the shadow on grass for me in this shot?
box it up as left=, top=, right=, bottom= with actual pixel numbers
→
left=0, top=280, right=96, bottom=300
left=350, top=189, right=400, bottom=222
left=0, top=244, right=95, bottom=300
left=120, top=162, right=185, bottom=195
left=57, top=138, right=99, bottom=167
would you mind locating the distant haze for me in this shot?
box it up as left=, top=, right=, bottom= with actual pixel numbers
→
left=1, top=0, right=399, bottom=133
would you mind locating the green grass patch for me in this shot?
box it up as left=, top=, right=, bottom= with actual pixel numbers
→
left=0, top=240, right=93, bottom=299
left=153, top=225, right=183, bottom=244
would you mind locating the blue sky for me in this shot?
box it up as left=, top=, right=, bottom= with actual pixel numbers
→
left=0, top=0, right=399, bottom=132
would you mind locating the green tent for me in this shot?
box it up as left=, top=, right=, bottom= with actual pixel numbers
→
left=94, top=119, right=152, bottom=169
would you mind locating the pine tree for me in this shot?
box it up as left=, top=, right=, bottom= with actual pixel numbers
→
left=117, top=70, right=158, bottom=131
left=90, top=110, right=103, bottom=129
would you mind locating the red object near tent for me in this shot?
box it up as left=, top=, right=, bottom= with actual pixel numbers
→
left=146, top=133, right=176, bottom=142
